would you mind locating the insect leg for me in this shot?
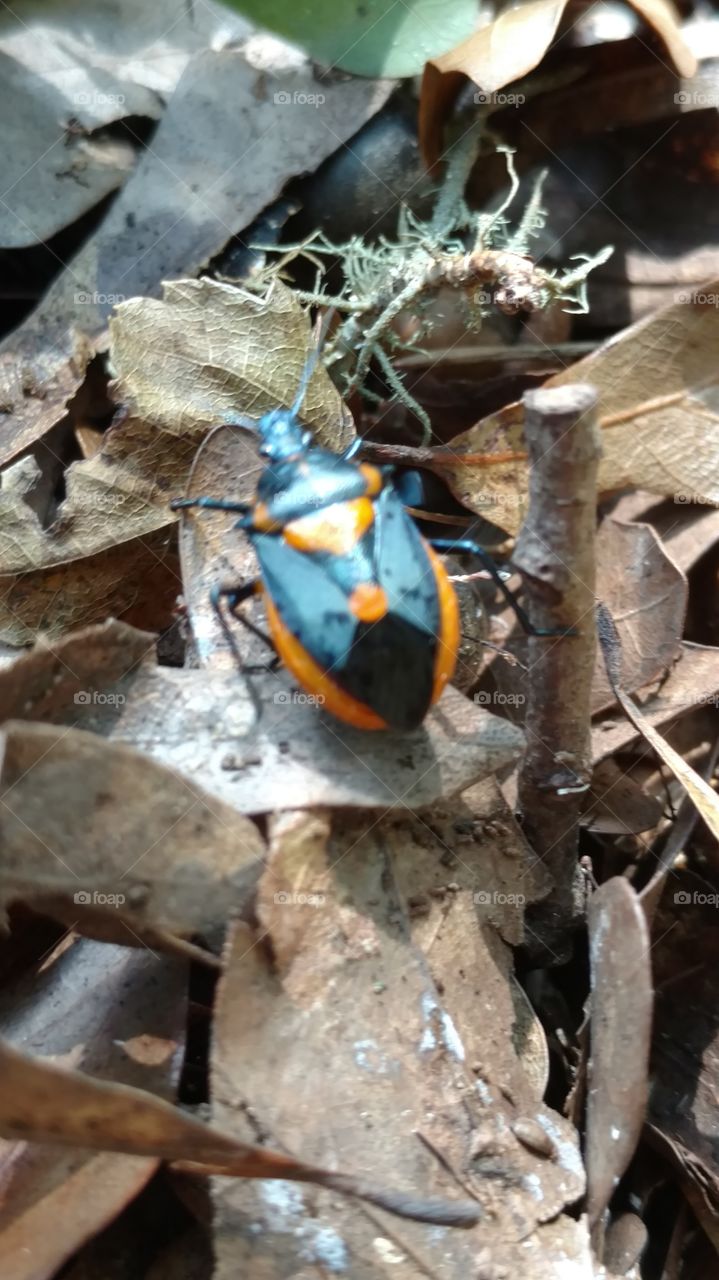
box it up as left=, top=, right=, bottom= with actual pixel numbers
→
left=171, top=497, right=252, bottom=514
left=210, top=580, right=278, bottom=668
left=429, top=538, right=576, bottom=637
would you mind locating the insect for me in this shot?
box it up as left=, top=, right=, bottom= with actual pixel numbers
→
left=171, top=320, right=571, bottom=731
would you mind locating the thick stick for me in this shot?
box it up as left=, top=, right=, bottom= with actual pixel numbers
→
left=514, top=384, right=601, bottom=950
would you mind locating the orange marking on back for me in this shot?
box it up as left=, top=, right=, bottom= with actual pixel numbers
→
left=348, top=582, right=389, bottom=623
left=425, top=543, right=460, bottom=706
left=252, top=501, right=283, bottom=533
left=265, top=595, right=388, bottom=730
left=359, top=463, right=383, bottom=496
left=284, top=497, right=374, bottom=557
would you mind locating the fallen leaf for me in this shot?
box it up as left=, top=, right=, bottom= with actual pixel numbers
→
left=0, top=720, right=265, bottom=942
left=0, top=620, right=527, bottom=814
left=0, top=0, right=247, bottom=246
left=0, top=1037, right=482, bottom=1230
left=592, top=519, right=687, bottom=712
left=0, top=619, right=156, bottom=724
left=646, top=899, right=719, bottom=1247
left=597, top=605, right=719, bottom=848
left=419, top=0, right=696, bottom=165
left=0, top=49, right=389, bottom=470
left=110, top=279, right=353, bottom=453
left=586, top=878, right=653, bottom=1225
left=211, top=815, right=584, bottom=1274
left=581, top=758, right=663, bottom=836
left=610, top=687, right=719, bottom=847
left=591, top=641, right=719, bottom=763
left=431, top=286, right=719, bottom=535
left=610, top=490, right=719, bottom=576
left=0, top=281, right=350, bottom=644
left=483, top=517, right=687, bottom=714
left=0, top=937, right=187, bottom=1280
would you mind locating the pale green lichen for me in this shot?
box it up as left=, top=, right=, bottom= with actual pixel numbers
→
left=251, top=124, right=613, bottom=443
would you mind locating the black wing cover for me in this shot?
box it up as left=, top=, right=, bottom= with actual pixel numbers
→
left=253, top=487, right=441, bottom=730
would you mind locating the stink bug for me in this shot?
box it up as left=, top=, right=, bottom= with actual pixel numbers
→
left=171, top=319, right=570, bottom=731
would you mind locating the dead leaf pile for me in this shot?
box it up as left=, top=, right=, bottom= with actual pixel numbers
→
left=0, top=1, right=718, bottom=1276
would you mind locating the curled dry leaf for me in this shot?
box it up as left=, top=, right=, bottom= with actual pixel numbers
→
left=0, top=48, right=388, bottom=470
left=586, top=878, right=653, bottom=1225
left=430, top=287, right=719, bottom=536
left=0, top=938, right=187, bottom=1280
left=0, top=720, right=265, bottom=943
left=419, top=0, right=696, bottom=165
left=212, top=811, right=585, bottom=1275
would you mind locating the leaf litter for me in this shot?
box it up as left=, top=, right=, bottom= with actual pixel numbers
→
left=0, top=5, right=718, bottom=1277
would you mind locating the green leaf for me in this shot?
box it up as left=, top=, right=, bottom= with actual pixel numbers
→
left=225, top=0, right=479, bottom=77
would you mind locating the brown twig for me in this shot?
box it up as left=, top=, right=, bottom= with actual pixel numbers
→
left=514, top=384, right=601, bottom=949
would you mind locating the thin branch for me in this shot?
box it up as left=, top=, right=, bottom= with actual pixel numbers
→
left=514, top=383, right=601, bottom=947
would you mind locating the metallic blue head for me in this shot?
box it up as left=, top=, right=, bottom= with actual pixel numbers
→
left=256, top=408, right=312, bottom=462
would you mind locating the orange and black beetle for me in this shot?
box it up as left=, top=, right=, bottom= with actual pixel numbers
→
left=171, top=330, right=567, bottom=731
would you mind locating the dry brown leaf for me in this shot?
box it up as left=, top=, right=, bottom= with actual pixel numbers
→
left=592, top=519, right=687, bottom=712
left=647, top=901, right=719, bottom=1247
left=0, top=619, right=525, bottom=814
left=212, top=813, right=585, bottom=1276
left=0, top=49, right=388, bottom=470
left=419, top=0, right=696, bottom=165
left=431, top=287, right=719, bottom=536
left=485, top=517, right=687, bottom=716
left=582, top=758, right=663, bottom=836
left=592, top=641, right=719, bottom=763
left=586, top=878, right=653, bottom=1225
left=610, top=490, right=719, bottom=575
left=0, top=1036, right=481, bottom=1232
left=0, top=0, right=242, bottom=247
left=0, top=280, right=353, bottom=645
left=110, top=279, right=353, bottom=456
left=596, top=606, right=719, bottom=846
left=0, top=720, right=265, bottom=943
left=0, top=937, right=187, bottom=1280
left=0, top=619, right=156, bottom=723
left=611, top=686, right=719, bottom=847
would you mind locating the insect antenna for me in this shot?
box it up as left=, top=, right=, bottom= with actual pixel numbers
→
left=290, top=306, right=336, bottom=419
